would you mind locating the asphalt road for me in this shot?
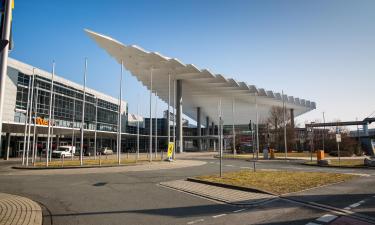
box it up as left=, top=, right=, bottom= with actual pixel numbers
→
left=0, top=155, right=374, bottom=225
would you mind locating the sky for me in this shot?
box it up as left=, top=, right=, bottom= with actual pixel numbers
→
left=9, top=0, right=375, bottom=128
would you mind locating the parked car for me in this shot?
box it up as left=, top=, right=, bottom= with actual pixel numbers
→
left=52, top=146, right=76, bottom=158
left=99, top=147, right=113, bottom=155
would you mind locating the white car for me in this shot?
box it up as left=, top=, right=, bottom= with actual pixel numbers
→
left=52, top=146, right=76, bottom=158
left=99, top=147, right=113, bottom=155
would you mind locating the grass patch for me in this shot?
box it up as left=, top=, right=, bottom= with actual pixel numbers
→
left=304, top=159, right=365, bottom=167
left=34, top=157, right=161, bottom=168
left=196, top=170, right=355, bottom=195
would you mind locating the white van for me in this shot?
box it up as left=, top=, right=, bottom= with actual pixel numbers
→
left=52, top=146, right=76, bottom=158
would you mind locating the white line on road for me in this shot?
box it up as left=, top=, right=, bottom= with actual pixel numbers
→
left=346, top=173, right=371, bottom=177
left=344, top=207, right=351, bottom=210
left=187, top=219, right=204, bottom=224
left=212, top=214, right=227, bottom=218
left=349, top=202, right=361, bottom=208
left=316, top=214, right=337, bottom=223
left=306, top=222, right=321, bottom=225
left=225, top=165, right=234, bottom=167
left=240, top=167, right=251, bottom=169
left=233, top=208, right=246, bottom=213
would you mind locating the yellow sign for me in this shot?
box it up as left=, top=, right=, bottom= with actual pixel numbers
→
left=36, top=117, right=48, bottom=126
left=167, top=142, right=174, bottom=158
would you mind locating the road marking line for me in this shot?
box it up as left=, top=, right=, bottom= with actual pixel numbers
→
left=346, top=173, right=371, bottom=177
left=187, top=219, right=204, bottom=224
left=349, top=203, right=360, bottom=208
left=344, top=207, right=351, bottom=210
left=306, top=222, right=321, bottom=225
left=233, top=208, right=246, bottom=213
left=212, top=214, right=227, bottom=218
left=358, top=200, right=365, bottom=204
left=240, top=166, right=251, bottom=169
left=316, top=214, right=337, bottom=223
left=225, top=165, right=234, bottom=167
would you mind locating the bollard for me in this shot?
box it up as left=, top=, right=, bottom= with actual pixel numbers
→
left=270, top=149, right=275, bottom=159
left=317, top=150, right=325, bottom=161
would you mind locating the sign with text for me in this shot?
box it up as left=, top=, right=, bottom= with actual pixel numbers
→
left=36, top=117, right=48, bottom=126
left=336, top=134, right=341, bottom=143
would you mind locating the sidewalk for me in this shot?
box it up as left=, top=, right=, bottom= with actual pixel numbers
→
left=0, top=193, right=42, bottom=225
left=160, top=179, right=276, bottom=205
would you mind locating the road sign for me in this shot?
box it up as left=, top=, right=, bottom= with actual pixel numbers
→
left=167, top=142, right=174, bottom=158
left=336, top=134, right=341, bottom=143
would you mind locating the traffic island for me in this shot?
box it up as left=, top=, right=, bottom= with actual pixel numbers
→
left=193, top=170, right=356, bottom=195
left=13, top=158, right=163, bottom=169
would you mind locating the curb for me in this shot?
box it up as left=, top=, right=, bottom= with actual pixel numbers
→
left=12, top=160, right=166, bottom=170
left=213, top=155, right=301, bottom=162
left=301, top=162, right=375, bottom=170
left=186, top=177, right=278, bottom=196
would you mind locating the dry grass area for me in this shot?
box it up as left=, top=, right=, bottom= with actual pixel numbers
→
left=304, top=159, right=365, bottom=167
left=34, top=157, right=161, bottom=168
left=196, top=170, right=355, bottom=195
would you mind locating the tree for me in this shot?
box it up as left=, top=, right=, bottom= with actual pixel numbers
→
left=265, top=106, right=296, bottom=151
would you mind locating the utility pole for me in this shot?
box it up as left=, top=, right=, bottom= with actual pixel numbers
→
left=322, top=112, right=325, bottom=152
left=282, top=90, right=287, bottom=159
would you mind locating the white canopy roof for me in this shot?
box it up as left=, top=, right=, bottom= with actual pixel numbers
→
left=85, top=29, right=316, bottom=125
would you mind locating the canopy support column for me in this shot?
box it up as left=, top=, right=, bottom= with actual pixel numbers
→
left=197, top=107, right=201, bottom=151
left=205, top=116, right=209, bottom=151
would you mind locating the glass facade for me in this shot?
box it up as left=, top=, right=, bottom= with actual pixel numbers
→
left=14, top=69, right=127, bottom=132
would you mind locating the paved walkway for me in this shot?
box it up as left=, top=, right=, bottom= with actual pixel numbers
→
left=160, top=180, right=276, bottom=205
left=0, top=193, right=42, bottom=225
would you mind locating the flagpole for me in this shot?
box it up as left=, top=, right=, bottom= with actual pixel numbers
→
left=80, top=58, right=87, bottom=166
left=149, top=68, right=153, bottom=162
left=22, top=77, right=31, bottom=165
left=255, top=93, right=259, bottom=160
left=26, top=71, right=35, bottom=166
left=136, top=93, right=140, bottom=161
left=71, top=96, right=75, bottom=160
left=155, top=91, right=158, bottom=159
left=117, top=60, right=123, bottom=165
left=167, top=74, right=171, bottom=144
left=172, top=78, right=176, bottom=159
left=49, top=93, right=56, bottom=162
left=32, top=78, right=39, bottom=165
left=282, top=90, right=287, bottom=159
left=0, top=0, right=13, bottom=149
left=46, top=61, right=55, bottom=167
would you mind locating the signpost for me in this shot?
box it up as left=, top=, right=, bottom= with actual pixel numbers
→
left=336, top=133, right=341, bottom=166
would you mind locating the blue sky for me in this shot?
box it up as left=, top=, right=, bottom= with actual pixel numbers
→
left=10, top=0, right=375, bottom=128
